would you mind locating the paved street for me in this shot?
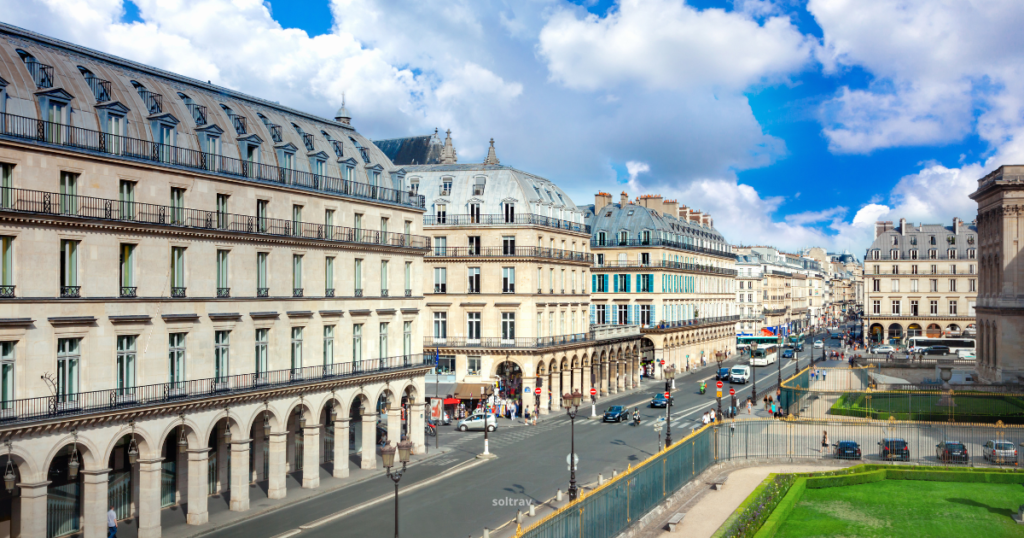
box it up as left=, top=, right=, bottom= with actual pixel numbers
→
left=199, top=333, right=832, bottom=538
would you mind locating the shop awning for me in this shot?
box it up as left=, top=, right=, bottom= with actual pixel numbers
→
left=443, top=398, right=460, bottom=405
left=427, top=383, right=456, bottom=400
left=454, top=383, right=492, bottom=400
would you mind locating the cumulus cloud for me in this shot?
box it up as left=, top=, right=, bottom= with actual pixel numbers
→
left=538, top=0, right=817, bottom=92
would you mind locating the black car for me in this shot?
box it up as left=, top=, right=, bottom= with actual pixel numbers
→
left=603, top=405, right=629, bottom=422
left=879, top=438, right=910, bottom=461
left=936, top=441, right=969, bottom=463
left=833, top=440, right=862, bottom=460
left=923, top=345, right=951, bottom=356
left=716, top=367, right=730, bottom=381
left=650, top=393, right=673, bottom=408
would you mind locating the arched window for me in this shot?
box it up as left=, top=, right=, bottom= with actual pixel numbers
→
left=16, top=49, right=52, bottom=89
left=178, top=92, right=206, bottom=125
left=132, top=80, right=162, bottom=114
left=77, top=66, right=110, bottom=102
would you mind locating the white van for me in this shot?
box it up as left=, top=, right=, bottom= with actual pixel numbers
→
left=730, top=365, right=751, bottom=384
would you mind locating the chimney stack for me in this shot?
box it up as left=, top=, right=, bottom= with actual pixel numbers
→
left=663, top=199, right=678, bottom=218
left=594, top=192, right=612, bottom=213
left=620, top=191, right=629, bottom=206
left=688, top=209, right=702, bottom=224
left=899, top=218, right=906, bottom=236
left=639, top=194, right=663, bottom=215
left=874, top=221, right=893, bottom=239
left=677, top=204, right=688, bottom=219
left=953, top=217, right=960, bottom=235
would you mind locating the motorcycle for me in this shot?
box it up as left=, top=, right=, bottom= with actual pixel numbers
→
left=699, top=383, right=707, bottom=395
left=425, top=422, right=437, bottom=437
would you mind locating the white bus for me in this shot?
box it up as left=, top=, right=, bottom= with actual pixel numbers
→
left=908, top=337, right=975, bottom=355
left=750, top=345, right=778, bottom=366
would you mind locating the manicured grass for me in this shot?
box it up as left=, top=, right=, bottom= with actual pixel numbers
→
left=773, top=479, right=1024, bottom=538
left=830, top=392, right=1024, bottom=422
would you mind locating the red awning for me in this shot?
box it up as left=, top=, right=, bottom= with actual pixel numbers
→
left=443, top=398, right=460, bottom=405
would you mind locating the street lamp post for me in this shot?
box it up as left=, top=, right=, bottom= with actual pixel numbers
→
left=381, top=438, right=413, bottom=538
left=479, top=385, right=496, bottom=459
left=563, top=390, right=582, bottom=501
left=665, top=366, right=675, bottom=446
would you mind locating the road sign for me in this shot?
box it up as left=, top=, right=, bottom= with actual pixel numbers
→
left=534, top=387, right=541, bottom=395
left=717, top=390, right=722, bottom=397
left=730, top=387, right=736, bottom=396
left=660, top=359, right=665, bottom=366
left=664, top=392, right=670, bottom=399
left=590, top=388, right=597, bottom=396
left=716, top=380, right=723, bottom=389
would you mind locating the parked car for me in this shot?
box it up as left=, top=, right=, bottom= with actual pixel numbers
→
left=716, top=367, right=731, bottom=381
left=872, top=345, right=896, bottom=354
left=982, top=440, right=1018, bottom=464
left=603, top=406, right=629, bottom=423
left=813, top=340, right=824, bottom=349
left=922, top=345, right=951, bottom=356
left=879, top=438, right=910, bottom=461
left=457, top=414, right=497, bottom=432
left=650, top=393, right=673, bottom=408
left=782, top=348, right=794, bottom=359
left=729, top=365, right=751, bottom=384
left=833, top=441, right=862, bottom=460
left=936, top=441, right=969, bottom=464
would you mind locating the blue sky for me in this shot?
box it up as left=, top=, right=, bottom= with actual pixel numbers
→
left=6, top=0, right=1023, bottom=254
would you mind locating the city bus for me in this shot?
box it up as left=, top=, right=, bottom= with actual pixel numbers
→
left=787, top=335, right=805, bottom=349
left=750, top=345, right=779, bottom=366
left=908, top=337, right=976, bottom=355
left=737, top=336, right=782, bottom=351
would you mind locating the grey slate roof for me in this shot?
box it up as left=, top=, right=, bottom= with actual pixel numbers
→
left=582, top=202, right=730, bottom=252
left=373, top=133, right=444, bottom=165
left=866, top=221, right=978, bottom=260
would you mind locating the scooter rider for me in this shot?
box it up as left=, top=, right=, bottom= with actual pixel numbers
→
left=632, top=407, right=640, bottom=426
left=700, top=381, right=707, bottom=394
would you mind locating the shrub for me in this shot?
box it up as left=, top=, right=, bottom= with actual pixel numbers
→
left=806, top=469, right=886, bottom=489
left=713, top=474, right=797, bottom=538
left=754, top=478, right=807, bottom=538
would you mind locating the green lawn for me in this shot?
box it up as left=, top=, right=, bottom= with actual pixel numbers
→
left=831, top=392, right=1024, bottom=421
left=774, top=479, right=1024, bottom=538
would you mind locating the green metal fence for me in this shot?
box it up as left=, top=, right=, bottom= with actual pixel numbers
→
left=517, top=425, right=715, bottom=538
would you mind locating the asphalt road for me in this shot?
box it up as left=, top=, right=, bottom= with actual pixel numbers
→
left=200, top=331, right=842, bottom=538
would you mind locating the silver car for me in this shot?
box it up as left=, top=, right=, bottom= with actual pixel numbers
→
left=982, top=440, right=1017, bottom=464
left=457, top=413, right=497, bottom=432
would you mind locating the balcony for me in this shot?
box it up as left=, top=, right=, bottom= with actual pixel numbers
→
left=405, top=289, right=412, bottom=297
left=424, top=213, right=590, bottom=234
left=640, top=315, right=741, bottom=331
left=0, top=112, right=426, bottom=209
left=0, top=285, right=13, bottom=298
left=119, top=286, right=137, bottom=298
left=426, top=246, right=593, bottom=263
left=355, top=288, right=363, bottom=297
left=171, top=287, right=187, bottom=298
left=381, top=289, right=389, bottom=297
left=83, top=74, right=111, bottom=103
left=0, top=186, right=431, bottom=251
left=0, top=353, right=431, bottom=426
left=426, top=332, right=596, bottom=350
left=293, top=288, right=303, bottom=298
left=591, top=237, right=732, bottom=259
left=60, top=286, right=81, bottom=298
left=325, top=288, right=335, bottom=298
left=302, top=133, right=314, bottom=151
left=217, top=287, right=230, bottom=298
left=593, top=259, right=737, bottom=276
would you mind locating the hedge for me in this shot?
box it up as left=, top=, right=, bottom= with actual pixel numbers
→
left=806, top=469, right=886, bottom=489
left=885, top=468, right=1024, bottom=484
left=711, top=473, right=797, bottom=538
left=753, top=478, right=807, bottom=538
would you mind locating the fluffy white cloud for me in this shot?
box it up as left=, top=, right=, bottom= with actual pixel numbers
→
left=538, top=0, right=816, bottom=91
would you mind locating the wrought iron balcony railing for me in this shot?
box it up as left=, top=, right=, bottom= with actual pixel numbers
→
left=593, top=259, right=737, bottom=276
left=171, top=287, right=187, bottom=298
left=187, top=103, right=207, bottom=126
left=24, top=59, right=53, bottom=89
left=640, top=315, right=741, bottom=330
left=0, top=186, right=430, bottom=250
left=405, top=289, right=412, bottom=297
left=427, top=246, right=593, bottom=263
left=0, top=353, right=430, bottom=426
left=293, top=288, right=303, bottom=298
left=381, top=289, right=389, bottom=297
left=0, top=112, right=426, bottom=209
left=0, top=285, right=14, bottom=298
left=257, top=287, right=269, bottom=298
left=325, top=288, right=335, bottom=298
left=60, top=286, right=81, bottom=298
left=83, top=74, right=111, bottom=103
left=591, top=237, right=733, bottom=259
left=137, top=90, right=163, bottom=114
left=425, top=332, right=597, bottom=350
left=303, top=133, right=315, bottom=151
left=355, top=288, right=363, bottom=297
left=120, top=286, right=137, bottom=298
left=424, top=213, right=590, bottom=234
left=216, top=287, right=230, bottom=298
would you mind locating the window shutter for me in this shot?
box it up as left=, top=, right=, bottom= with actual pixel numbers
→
left=592, top=274, right=597, bottom=292
left=590, top=305, right=595, bottom=325
left=653, top=304, right=658, bottom=325
left=604, top=274, right=609, bottom=291
left=625, top=274, right=631, bottom=292
left=613, top=274, right=619, bottom=292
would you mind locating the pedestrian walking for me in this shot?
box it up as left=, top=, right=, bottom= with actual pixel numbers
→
left=763, top=394, right=769, bottom=411
left=107, top=505, right=117, bottom=538
left=771, top=401, right=776, bottom=418
left=821, top=430, right=829, bottom=457
left=747, top=398, right=752, bottom=414
left=822, top=370, right=827, bottom=382
left=710, top=408, right=716, bottom=423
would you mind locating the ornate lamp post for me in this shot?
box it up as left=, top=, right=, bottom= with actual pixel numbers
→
left=563, top=390, right=582, bottom=500
left=479, top=385, right=496, bottom=459
left=751, top=353, right=758, bottom=406
left=664, top=366, right=675, bottom=446
left=381, top=438, right=413, bottom=538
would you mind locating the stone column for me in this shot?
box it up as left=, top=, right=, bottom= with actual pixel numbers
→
left=137, top=460, right=163, bottom=538
left=539, top=376, right=550, bottom=415
left=266, top=432, right=288, bottom=500
left=217, top=431, right=229, bottom=494
left=386, top=408, right=402, bottom=446
left=550, top=370, right=561, bottom=412
left=581, top=367, right=591, bottom=402
left=81, top=469, right=109, bottom=538
left=333, top=419, right=350, bottom=478
left=409, top=403, right=426, bottom=454
left=301, top=426, right=320, bottom=489
left=16, top=482, right=49, bottom=538
left=229, top=440, right=250, bottom=511
left=186, top=450, right=209, bottom=525
left=600, top=362, right=608, bottom=396
left=361, top=413, right=378, bottom=469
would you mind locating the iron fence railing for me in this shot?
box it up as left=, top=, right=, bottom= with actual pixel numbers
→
left=24, top=58, right=53, bottom=89
left=426, top=246, right=592, bottom=262
left=0, top=112, right=426, bottom=209
left=424, top=332, right=596, bottom=350
left=591, top=238, right=732, bottom=259
left=0, top=186, right=429, bottom=249
left=593, top=260, right=737, bottom=275
left=424, top=213, right=590, bottom=233
left=0, top=354, right=430, bottom=426
left=640, top=315, right=740, bottom=330
left=187, top=103, right=207, bottom=125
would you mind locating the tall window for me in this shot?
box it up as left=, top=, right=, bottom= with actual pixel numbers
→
left=257, top=200, right=268, bottom=232
left=381, top=260, right=389, bottom=294
left=890, top=279, right=898, bottom=293
left=929, top=279, right=938, bottom=292
left=502, top=236, right=515, bottom=255
left=116, top=335, right=136, bottom=394
left=325, top=209, right=335, bottom=239
left=435, top=204, right=446, bottom=224
left=501, top=313, right=516, bottom=343
left=405, top=262, right=412, bottom=295
left=596, top=304, right=607, bottom=324
left=57, top=338, right=81, bottom=401
left=872, top=300, right=880, bottom=315
left=930, top=300, right=938, bottom=315
left=325, top=257, right=334, bottom=295
left=503, top=202, right=515, bottom=223
left=119, top=180, right=135, bottom=219
left=949, top=279, right=957, bottom=292
left=59, top=172, right=77, bottom=214
left=433, top=312, right=447, bottom=340
left=434, top=267, right=447, bottom=293
left=119, top=244, right=135, bottom=295
left=170, top=187, right=184, bottom=224
left=379, top=323, right=389, bottom=359
left=969, top=279, right=976, bottom=292
left=891, top=300, right=901, bottom=315
left=871, top=279, right=879, bottom=292
left=403, top=321, right=412, bottom=357
left=292, top=254, right=303, bottom=294
left=640, top=305, right=651, bottom=326
left=467, top=312, right=481, bottom=343
left=171, top=247, right=185, bottom=294
left=0, top=342, right=12, bottom=407
left=355, top=259, right=363, bottom=295
left=216, top=250, right=229, bottom=295
left=214, top=331, right=229, bottom=382
left=949, top=300, right=958, bottom=315
left=168, top=333, right=186, bottom=386
left=216, top=194, right=229, bottom=229
left=502, top=267, right=515, bottom=293
left=292, top=205, right=302, bottom=236
left=255, top=329, right=268, bottom=377
left=323, top=326, right=335, bottom=366
left=468, top=267, right=480, bottom=293
left=434, top=236, right=447, bottom=256
left=257, top=252, right=268, bottom=294
left=0, top=164, right=11, bottom=210
left=910, top=279, right=918, bottom=292
left=290, top=327, right=303, bottom=370
left=353, top=324, right=363, bottom=363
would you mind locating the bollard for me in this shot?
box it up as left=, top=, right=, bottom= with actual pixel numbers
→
left=598, top=473, right=604, bottom=485
left=516, top=510, right=523, bottom=524
left=556, top=489, right=563, bottom=502
left=612, top=469, right=618, bottom=477
left=483, top=528, right=489, bottom=538
left=529, top=504, right=536, bottom=517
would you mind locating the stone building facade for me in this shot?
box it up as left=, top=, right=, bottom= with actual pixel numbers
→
left=0, top=24, right=430, bottom=538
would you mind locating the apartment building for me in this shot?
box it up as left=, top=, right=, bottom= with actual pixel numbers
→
left=734, top=247, right=826, bottom=338
left=0, top=24, right=431, bottom=538
left=584, top=193, right=737, bottom=373
left=863, top=218, right=978, bottom=345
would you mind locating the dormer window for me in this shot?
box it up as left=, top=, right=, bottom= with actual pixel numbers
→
left=17, top=50, right=53, bottom=89
left=929, top=235, right=936, bottom=245
left=131, top=81, right=162, bottom=114
left=440, top=178, right=452, bottom=196
left=178, top=93, right=207, bottom=125
left=910, top=236, right=918, bottom=245
left=409, top=178, right=419, bottom=195
left=331, top=140, right=344, bottom=158
left=221, top=104, right=246, bottom=135
left=310, top=157, right=325, bottom=176
left=293, top=123, right=314, bottom=151
left=891, top=235, right=898, bottom=246
left=473, top=176, right=485, bottom=196
left=0, top=76, right=8, bottom=115
left=77, top=67, right=110, bottom=102
left=597, top=231, right=607, bottom=246
left=349, top=137, right=369, bottom=163
left=258, top=113, right=281, bottom=142
left=618, top=231, right=628, bottom=245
